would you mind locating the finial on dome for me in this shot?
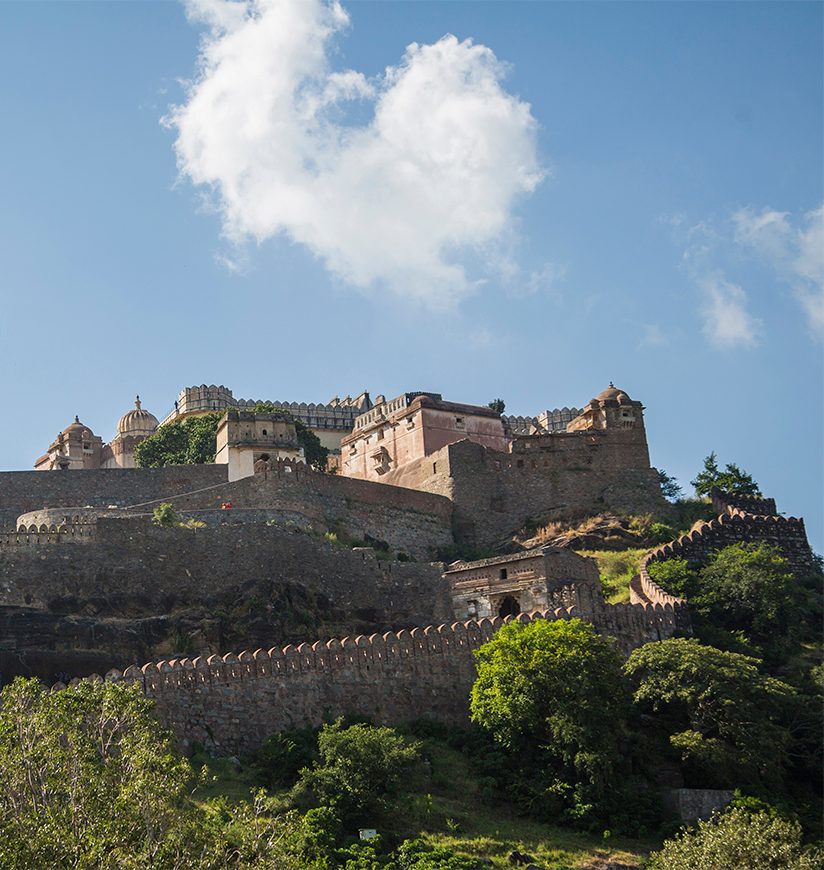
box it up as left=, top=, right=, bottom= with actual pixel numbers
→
left=135, top=395, right=141, bottom=410
left=608, top=381, right=614, bottom=388
left=74, top=415, right=80, bottom=424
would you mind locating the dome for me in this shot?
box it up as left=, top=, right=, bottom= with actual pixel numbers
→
left=64, top=416, right=86, bottom=433
left=116, top=396, right=158, bottom=438
left=595, top=382, right=628, bottom=402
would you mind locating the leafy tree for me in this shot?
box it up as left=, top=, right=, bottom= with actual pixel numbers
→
left=647, top=807, right=823, bottom=870
left=646, top=557, right=700, bottom=598
left=470, top=619, right=629, bottom=796
left=691, top=451, right=761, bottom=498
left=624, top=639, right=796, bottom=789
left=697, top=543, right=803, bottom=658
left=658, top=469, right=684, bottom=501
left=134, top=412, right=223, bottom=467
left=487, top=398, right=505, bottom=414
left=293, top=720, right=420, bottom=827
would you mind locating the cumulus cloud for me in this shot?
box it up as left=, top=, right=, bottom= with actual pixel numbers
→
left=700, top=274, right=762, bottom=349
left=166, top=0, right=544, bottom=306
left=733, top=204, right=824, bottom=335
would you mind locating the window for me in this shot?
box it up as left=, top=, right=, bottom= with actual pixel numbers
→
left=455, top=417, right=465, bottom=430
left=377, top=428, right=384, bottom=441
left=499, top=568, right=508, bottom=580
left=262, top=429, right=267, bottom=436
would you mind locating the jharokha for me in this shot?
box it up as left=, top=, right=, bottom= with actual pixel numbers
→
left=0, top=383, right=814, bottom=753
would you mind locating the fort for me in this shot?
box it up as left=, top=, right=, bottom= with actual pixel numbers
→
left=0, top=382, right=815, bottom=752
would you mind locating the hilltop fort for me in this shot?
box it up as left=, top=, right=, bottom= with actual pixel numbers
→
left=0, top=382, right=815, bottom=752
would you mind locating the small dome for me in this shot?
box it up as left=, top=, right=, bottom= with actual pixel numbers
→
left=595, top=382, right=628, bottom=402
left=64, top=416, right=86, bottom=432
left=116, top=396, right=158, bottom=438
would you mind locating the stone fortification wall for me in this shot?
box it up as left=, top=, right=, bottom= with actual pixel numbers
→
left=710, top=488, right=778, bottom=518
left=65, top=601, right=685, bottom=755
left=640, top=510, right=816, bottom=581
left=414, top=436, right=665, bottom=545
left=0, top=465, right=227, bottom=529
left=128, top=462, right=454, bottom=561
left=0, top=521, right=96, bottom=548
left=0, top=517, right=451, bottom=683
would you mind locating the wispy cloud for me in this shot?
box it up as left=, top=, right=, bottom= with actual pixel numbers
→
left=639, top=323, right=667, bottom=348
left=700, top=273, right=761, bottom=349
left=733, top=204, right=824, bottom=336
left=166, top=0, right=545, bottom=307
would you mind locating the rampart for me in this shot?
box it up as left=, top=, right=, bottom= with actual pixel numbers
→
left=0, top=517, right=452, bottom=683
left=0, top=521, right=96, bottom=548
left=60, top=601, right=686, bottom=756
left=0, top=465, right=227, bottom=529
left=631, top=490, right=816, bottom=608
left=126, top=460, right=454, bottom=560
left=411, top=437, right=666, bottom=545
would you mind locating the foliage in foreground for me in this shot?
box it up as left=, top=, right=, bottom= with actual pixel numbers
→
left=135, top=412, right=223, bottom=468
left=691, top=451, right=761, bottom=499
left=647, top=807, right=824, bottom=870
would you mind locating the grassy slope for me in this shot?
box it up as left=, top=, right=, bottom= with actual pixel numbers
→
left=193, top=739, right=655, bottom=869
left=576, top=549, right=646, bottom=604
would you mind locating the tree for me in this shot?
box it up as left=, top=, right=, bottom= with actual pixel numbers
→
left=624, top=639, right=796, bottom=789
left=697, top=543, right=803, bottom=657
left=293, top=720, right=420, bottom=827
left=134, top=412, right=223, bottom=467
left=691, top=451, right=761, bottom=499
left=470, top=619, right=629, bottom=795
left=487, top=399, right=505, bottom=414
left=658, top=469, right=684, bottom=501
left=647, top=807, right=823, bottom=870
left=0, top=678, right=305, bottom=869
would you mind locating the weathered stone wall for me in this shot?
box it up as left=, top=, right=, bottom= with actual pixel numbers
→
left=642, top=511, right=817, bottom=579
left=412, top=437, right=666, bottom=545
left=73, top=603, right=686, bottom=756
left=0, top=465, right=228, bottom=529
left=127, top=463, right=454, bottom=560
left=0, top=517, right=451, bottom=684
left=710, top=488, right=778, bottom=518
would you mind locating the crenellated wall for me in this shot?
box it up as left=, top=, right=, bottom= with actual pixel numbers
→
left=57, top=602, right=686, bottom=755
left=0, top=521, right=96, bottom=548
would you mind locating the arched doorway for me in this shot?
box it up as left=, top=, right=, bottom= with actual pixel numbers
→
left=498, top=596, right=520, bottom=618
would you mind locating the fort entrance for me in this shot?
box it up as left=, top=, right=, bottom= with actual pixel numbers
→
left=497, top=595, right=520, bottom=618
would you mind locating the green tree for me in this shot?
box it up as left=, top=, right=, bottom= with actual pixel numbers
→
left=152, top=502, right=182, bottom=527
left=697, top=543, right=803, bottom=658
left=647, top=807, right=823, bottom=870
left=487, top=398, right=505, bottom=414
left=134, top=412, right=223, bottom=467
left=470, top=619, right=629, bottom=796
left=293, top=720, right=420, bottom=827
left=624, top=639, right=796, bottom=789
left=691, top=451, right=761, bottom=498
left=657, top=468, right=683, bottom=501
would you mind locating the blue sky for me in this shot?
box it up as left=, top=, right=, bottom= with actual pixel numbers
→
left=0, top=1, right=821, bottom=549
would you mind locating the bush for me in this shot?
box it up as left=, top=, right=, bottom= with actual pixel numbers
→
left=293, top=720, right=421, bottom=827
left=648, top=521, right=676, bottom=544
left=646, top=557, right=699, bottom=598
left=248, top=727, right=318, bottom=790
left=647, top=807, right=823, bottom=869
left=152, top=502, right=181, bottom=527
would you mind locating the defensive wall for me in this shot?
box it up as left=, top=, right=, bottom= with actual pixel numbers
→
left=405, top=436, right=666, bottom=545
left=126, top=459, right=454, bottom=561
left=60, top=601, right=686, bottom=756
left=630, top=489, right=817, bottom=608
left=0, top=465, right=227, bottom=529
left=0, top=517, right=451, bottom=683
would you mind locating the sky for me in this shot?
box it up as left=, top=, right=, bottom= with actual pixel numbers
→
left=0, top=0, right=821, bottom=549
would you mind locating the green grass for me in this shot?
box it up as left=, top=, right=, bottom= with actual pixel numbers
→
left=577, top=549, right=646, bottom=604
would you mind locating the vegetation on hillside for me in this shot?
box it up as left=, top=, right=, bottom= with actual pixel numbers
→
left=690, top=451, right=761, bottom=498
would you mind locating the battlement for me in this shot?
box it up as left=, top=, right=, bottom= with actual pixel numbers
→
left=55, top=601, right=686, bottom=754
left=710, top=487, right=778, bottom=517
left=502, top=407, right=582, bottom=435
left=631, top=491, right=816, bottom=610
left=0, top=521, right=96, bottom=548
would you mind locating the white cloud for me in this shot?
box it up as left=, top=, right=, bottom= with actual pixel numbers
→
left=166, top=0, right=544, bottom=306
left=639, top=323, right=666, bottom=347
left=700, top=274, right=761, bottom=349
left=732, top=203, right=824, bottom=335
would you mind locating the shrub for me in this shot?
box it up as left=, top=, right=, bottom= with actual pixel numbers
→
left=647, top=807, right=823, bottom=869
left=648, top=521, right=676, bottom=544
left=293, top=720, right=421, bottom=827
left=248, top=727, right=318, bottom=790
left=152, top=502, right=181, bottom=527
